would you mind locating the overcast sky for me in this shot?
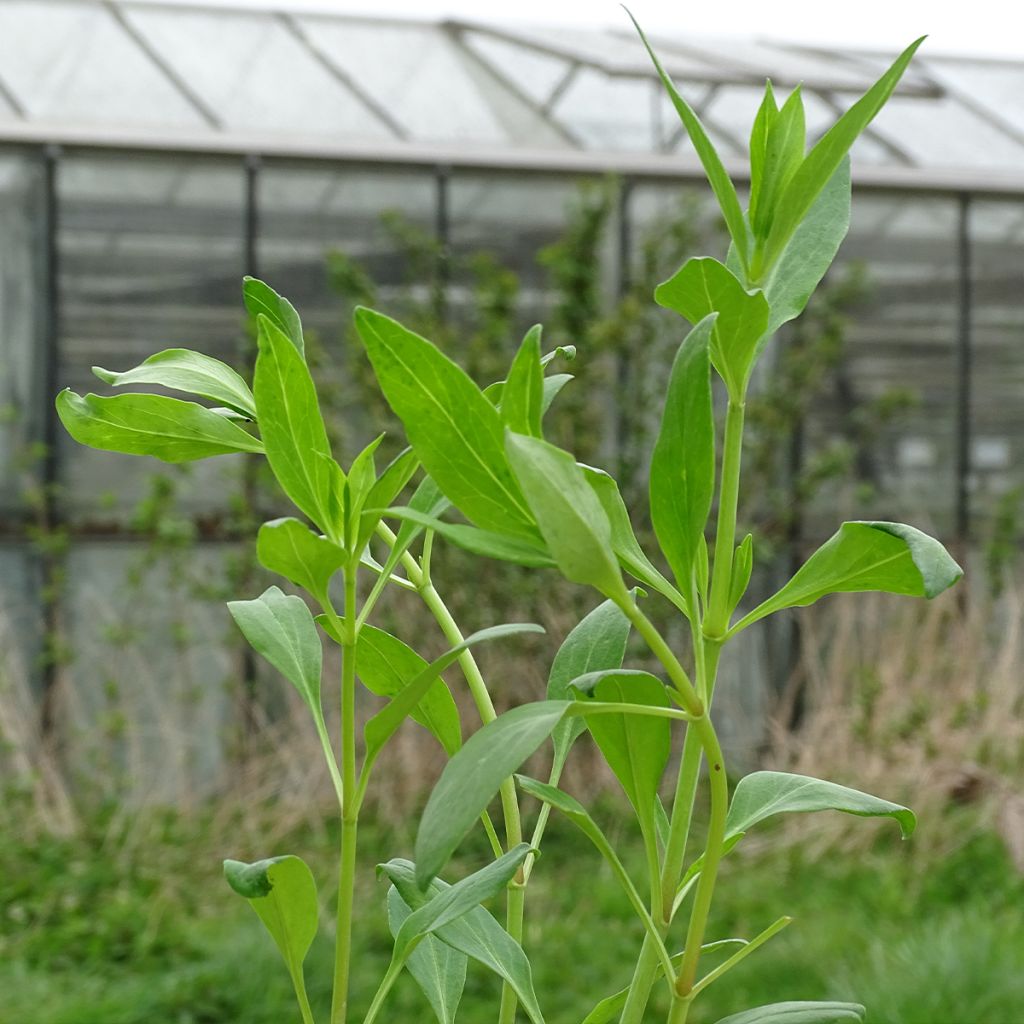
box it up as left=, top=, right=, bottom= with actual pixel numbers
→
left=145, top=0, right=1024, bottom=60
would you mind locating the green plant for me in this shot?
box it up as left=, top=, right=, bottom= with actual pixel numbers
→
left=55, top=16, right=962, bottom=1024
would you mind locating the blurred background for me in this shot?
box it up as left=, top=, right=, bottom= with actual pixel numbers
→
left=1, top=1, right=1023, bottom=1022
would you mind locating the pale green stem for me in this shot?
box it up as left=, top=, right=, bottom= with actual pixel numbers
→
left=291, top=970, right=316, bottom=1024
left=375, top=522, right=527, bottom=1024
left=704, top=401, right=745, bottom=639
left=330, top=567, right=360, bottom=1024
left=361, top=956, right=405, bottom=1024
left=689, top=916, right=792, bottom=998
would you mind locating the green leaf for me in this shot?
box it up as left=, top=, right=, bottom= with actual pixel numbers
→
left=712, top=1001, right=866, bottom=1024
left=357, top=448, right=419, bottom=552
left=416, top=701, right=570, bottom=886
left=759, top=159, right=852, bottom=336
left=56, top=391, right=263, bottom=462
left=649, top=315, right=716, bottom=594
left=381, top=859, right=544, bottom=1024
left=728, top=534, right=754, bottom=613
left=254, top=315, right=336, bottom=534
left=626, top=10, right=749, bottom=272
left=734, top=521, right=962, bottom=631
left=761, top=37, right=924, bottom=273
left=92, top=349, right=256, bottom=419
left=502, top=325, right=544, bottom=437
left=223, top=855, right=318, bottom=1006
left=747, top=81, right=778, bottom=237
left=364, top=624, right=544, bottom=781
left=541, top=373, right=573, bottom=413
left=655, top=259, right=770, bottom=396
left=257, top=518, right=346, bottom=604
left=244, top=277, right=304, bottom=356
left=355, top=307, right=536, bottom=538
left=391, top=845, right=532, bottom=962
left=505, top=432, right=626, bottom=597
left=546, top=598, right=632, bottom=773
left=725, top=771, right=916, bottom=840
left=750, top=86, right=806, bottom=241
left=386, top=887, right=466, bottom=1024
left=227, top=586, right=321, bottom=718
left=384, top=507, right=555, bottom=568
left=357, top=625, right=462, bottom=755
left=572, top=673, right=671, bottom=832
left=582, top=466, right=688, bottom=613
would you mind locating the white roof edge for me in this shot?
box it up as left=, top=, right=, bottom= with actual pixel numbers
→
left=4, top=122, right=1023, bottom=197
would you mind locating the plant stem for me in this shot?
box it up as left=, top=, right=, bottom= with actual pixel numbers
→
left=377, top=524, right=527, bottom=1023
left=674, top=715, right=728, bottom=998
left=331, top=566, right=360, bottom=1024
left=705, top=400, right=745, bottom=639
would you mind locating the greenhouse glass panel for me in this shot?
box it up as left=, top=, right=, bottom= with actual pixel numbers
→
left=258, top=162, right=437, bottom=458
left=801, top=193, right=960, bottom=541
left=0, top=151, right=43, bottom=522
left=0, top=545, right=42, bottom=705
left=57, top=541, right=238, bottom=802
left=968, top=199, right=1024, bottom=530
left=57, top=153, right=247, bottom=527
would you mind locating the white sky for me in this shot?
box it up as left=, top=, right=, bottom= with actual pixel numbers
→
left=142, top=0, right=1024, bottom=60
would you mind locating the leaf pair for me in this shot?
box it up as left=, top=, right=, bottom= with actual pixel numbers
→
left=381, top=855, right=544, bottom=1024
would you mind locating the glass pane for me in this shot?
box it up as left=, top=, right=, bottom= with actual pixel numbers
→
left=57, top=154, right=247, bottom=525
left=56, top=541, right=238, bottom=802
left=0, top=151, right=43, bottom=521
left=0, top=545, right=42, bottom=705
left=258, top=161, right=437, bottom=459
left=0, top=1, right=207, bottom=131
left=969, top=200, right=1024, bottom=536
left=798, top=193, right=960, bottom=540
left=128, top=7, right=394, bottom=141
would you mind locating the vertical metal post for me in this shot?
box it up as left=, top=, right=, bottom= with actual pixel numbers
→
left=614, top=177, right=634, bottom=479
left=238, top=154, right=261, bottom=742
left=434, top=164, right=451, bottom=327
left=38, top=145, right=62, bottom=739
left=955, top=192, right=973, bottom=557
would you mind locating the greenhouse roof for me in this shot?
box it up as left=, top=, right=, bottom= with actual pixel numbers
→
left=2, top=0, right=1024, bottom=193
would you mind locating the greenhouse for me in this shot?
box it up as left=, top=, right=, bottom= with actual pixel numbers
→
left=2, top=0, right=1024, bottom=774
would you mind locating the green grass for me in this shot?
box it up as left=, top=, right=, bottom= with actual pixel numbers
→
left=2, top=801, right=1023, bottom=1024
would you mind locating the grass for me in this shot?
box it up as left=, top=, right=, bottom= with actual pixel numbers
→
left=2, top=796, right=1022, bottom=1024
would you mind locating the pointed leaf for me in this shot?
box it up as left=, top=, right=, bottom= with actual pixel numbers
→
left=416, top=701, right=570, bottom=886
left=760, top=159, right=852, bottom=336
left=381, top=859, right=544, bottom=1024
left=761, top=37, right=924, bottom=272
left=728, top=534, right=754, bottom=612
left=254, top=315, right=336, bottom=533
left=655, top=259, right=770, bottom=396
left=547, top=598, right=632, bottom=771
left=726, top=771, right=916, bottom=839
left=392, top=845, right=532, bottom=960
left=735, top=521, right=962, bottom=631
left=244, top=276, right=304, bottom=356
left=712, top=1002, right=866, bottom=1024
left=92, top=348, right=256, bottom=418
left=751, top=86, right=806, bottom=241
left=574, top=673, right=671, bottom=831
left=387, top=887, right=466, bottom=1024
left=56, top=391, right=263, bottom=462
left=357, top=447, right=419, bottom=552
left=627, top=11, right=749, bottom=271
left=223, top=855, right=318, bottom=997
left=502, top=325, right=545, bottom=437
left=227, top=586, right=322, bottom=717
left=582, top=466, right=688, bottom=613
left=355, top=307, right=536, bottom=537
left=257, top=518, right=346, bottom=604
left=505, top=432, right=626, bottom=597
left=357, top=625, right=462, bottom=755
left=384, top=507, right=555, bottom=568
left=649, top=315, right=716, bottom=593
left=747, top=81, right=778, bottom=235
left=364, top=624, right=544, bottom=775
